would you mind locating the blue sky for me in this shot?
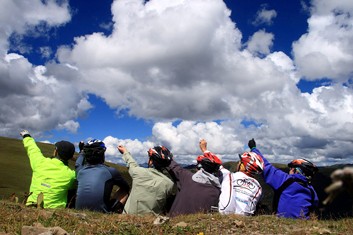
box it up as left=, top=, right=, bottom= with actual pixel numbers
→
left=1, top=0, right=353, bottom=165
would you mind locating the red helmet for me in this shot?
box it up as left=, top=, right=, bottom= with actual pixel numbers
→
left=196, top=152, right=222, bottom=173
left=239, top=152, right=264, bottom=175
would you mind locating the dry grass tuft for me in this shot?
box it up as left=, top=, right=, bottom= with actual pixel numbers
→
left=0, top=200, right=353, bottom=234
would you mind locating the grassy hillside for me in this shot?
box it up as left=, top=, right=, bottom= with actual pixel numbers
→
left=0, top=136, right=49, bottom=200
left=0, top=136, right=131, bottom=201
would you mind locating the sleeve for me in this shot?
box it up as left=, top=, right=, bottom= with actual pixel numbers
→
left=218, top=170, right=233, bottom=213
left=75, top=153, right=85, bottom=174
left=312, top=186, right=319, bottom=208
left=220, top=165, right=230, bottom=178
left=122, top=152, right=144, bottom=178
left=252, top=147, right=289, bottom=190
left=67, top=169, right=77, bottom=190
left=166, top=160, right=193, bottom=187
left=23, top=136, right=45, bottom=170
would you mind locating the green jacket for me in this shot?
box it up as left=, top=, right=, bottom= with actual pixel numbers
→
left=23, top=137, right=76, bottom=208
left=122, top=152, right=175, bottom=214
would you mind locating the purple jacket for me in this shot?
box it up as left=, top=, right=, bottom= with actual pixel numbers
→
left=167, top=160, right=221, bottom=217
left=252, top=148, right=318, bottom=219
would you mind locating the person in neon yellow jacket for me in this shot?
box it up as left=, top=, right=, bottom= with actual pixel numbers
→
left=20, top=130, right=76, bottom=208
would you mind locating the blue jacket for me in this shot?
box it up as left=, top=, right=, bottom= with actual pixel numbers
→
left=252, top=148, right=318, bottom=219
left=75, top=154, right=130, bottom=213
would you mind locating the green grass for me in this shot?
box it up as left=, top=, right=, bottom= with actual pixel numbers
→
left=0, top=136, right=71, bottom=201
left=0, top=136, right=35, bottom=200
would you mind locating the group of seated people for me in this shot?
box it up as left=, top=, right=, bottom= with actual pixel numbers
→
left=20, top=130, right=319, bottom=219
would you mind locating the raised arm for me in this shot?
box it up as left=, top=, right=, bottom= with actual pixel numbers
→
left=117, top=145, right=144, bottom=178
left=75, top=152, right=85, bottom=173
left=20, top=130, right=45, bottom=170
left=249, top=139, right=289, bottom=190
left=199, top=139, right=208, bottom=153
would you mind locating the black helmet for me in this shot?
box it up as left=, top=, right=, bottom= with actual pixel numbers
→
left=148, top=146, right=173, bottom=169
left=288, top=158, right=318, bottom=177
left=83, top=139, right=106, bottom=165
left=196, top=152, right=222, bottom=174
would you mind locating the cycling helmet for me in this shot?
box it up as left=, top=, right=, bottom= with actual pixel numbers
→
left=196, top=152, right=222, bottom=173
left=239, top=152, right=264, bottom=175
left=148, top=146, right=173, bottom=169
left=83, top=139, right=106, bottom=164
left=288, top=158, right=318, bottom=177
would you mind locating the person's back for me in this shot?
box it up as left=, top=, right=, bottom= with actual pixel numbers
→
left=167, top=159, right=221, bottom=216
left=249, top=139, right=318, bottom=219
left=219, top=151, right=264, bottom=215
left=118, top=145, right=175, bottom=215
left=271, top=173, right=317, bottom=218
left=166, top=140, right=222, bottom=216
left=75, top=140, right=130, bottom=213
left=20, top=130, right=76, bottom=208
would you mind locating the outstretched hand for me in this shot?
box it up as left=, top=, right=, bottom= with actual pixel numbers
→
left=79, top=141, right=85, bottom=152
left=199, top=139, right=207, bottom=153
left=248, top=138, right=256, bottom=149
left=117, top=145, right=127, bottom=154
left=20, top=130, right=31, bottom=138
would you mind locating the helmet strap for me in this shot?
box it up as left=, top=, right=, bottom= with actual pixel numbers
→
left=197, top=163, right=202, bottom=170
left=237, top=162, right=245, bottom=172
left=295, top=167, right=304, bottom=176
left=148, top=158, right=153, bottom=168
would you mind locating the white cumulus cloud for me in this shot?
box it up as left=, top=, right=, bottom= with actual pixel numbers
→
left=293, top=0, right=353, bottom=81
left=0, top=0, right=352, bottom=166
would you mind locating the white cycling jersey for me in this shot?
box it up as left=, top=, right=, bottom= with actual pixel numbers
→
left=219, top=168, right=262, bottom=215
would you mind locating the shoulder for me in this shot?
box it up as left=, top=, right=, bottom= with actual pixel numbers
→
left=233, top=171, right=247, bottom=178
left=104, top=164, right=120, bottom=173
left=290, top=173, right=307, bottom=182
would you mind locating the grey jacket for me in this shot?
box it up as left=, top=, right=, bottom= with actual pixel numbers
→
left=122, top=152, right=175, bottom=214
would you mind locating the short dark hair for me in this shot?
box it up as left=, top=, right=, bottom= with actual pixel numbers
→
left=55, top=141, right=75, bottom=162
